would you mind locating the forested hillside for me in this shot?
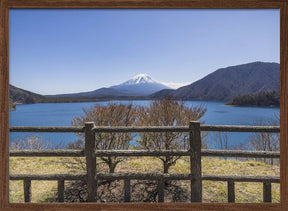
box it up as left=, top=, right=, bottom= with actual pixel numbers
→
left=226, top=90, right=280, bottom=107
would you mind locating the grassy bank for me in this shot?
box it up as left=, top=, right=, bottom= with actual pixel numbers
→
left=9, top=156, right=280, bottom=203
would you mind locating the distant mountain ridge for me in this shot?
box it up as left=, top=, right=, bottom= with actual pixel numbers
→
left=151, top=62, right=280, bottom=101
left=48, top=87, right=123, bottom=99
left=9, top=84, right=46, bottom=104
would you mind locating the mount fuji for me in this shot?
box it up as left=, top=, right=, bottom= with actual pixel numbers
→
left=47, top=74, right=172, bottom=99
left=110, top=74, right=171, bottom=96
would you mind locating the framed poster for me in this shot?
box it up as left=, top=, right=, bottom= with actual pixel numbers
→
left=1, top=0, right=287, bottom=210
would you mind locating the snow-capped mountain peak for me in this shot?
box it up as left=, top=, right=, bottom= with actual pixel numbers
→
left=110, top=74, right=171, bottom=96
left=122, top=74, right=156, bottom=85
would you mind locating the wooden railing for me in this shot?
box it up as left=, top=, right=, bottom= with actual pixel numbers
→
left=9, top=121, right=280, bottom=203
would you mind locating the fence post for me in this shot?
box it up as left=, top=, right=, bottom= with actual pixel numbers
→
left=263, top=182, right=272, bottom=202
left=57, top=180, right=65, bottom=202
left=157, top=179, right=164, bottom=203
left=24, top=180, right=31, bottom=203
left=189, top=121, right=202, bottom=202
left=124, top=179, right=131, bottom=202
left=228, top=181, right=235, bottom=203
left=85, top=122, right=97, bottom=202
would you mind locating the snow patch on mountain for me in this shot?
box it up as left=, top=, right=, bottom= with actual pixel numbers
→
left=120, top=74, right=158, bottom=85
left=110, top=74, right=172, bottom=96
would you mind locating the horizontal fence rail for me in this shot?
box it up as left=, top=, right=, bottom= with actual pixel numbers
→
left=201, top=149, right=280, bottom=158
left=9, top=122, right=280, bottom=203
left=10, top=173, right=280, bottom=183
left=9, top=149, right=280, bottom=158
left=200, top=125, right=280, bottom=133
left=9, top=126, right=85, bottom=133
left=10, top=149, right=85, bottom=157
left=9, top=125, right=280, bottom=133
left=10, top=174, right=86, bottom=181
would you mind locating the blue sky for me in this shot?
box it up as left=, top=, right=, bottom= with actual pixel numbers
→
left=9, top=9, right=280, bottom=95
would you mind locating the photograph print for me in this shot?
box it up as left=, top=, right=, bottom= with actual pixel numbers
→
left=9, top=9, right=280, bottom=203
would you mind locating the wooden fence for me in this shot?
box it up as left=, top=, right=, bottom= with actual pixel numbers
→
left=9, top=121, right=280, bottom=203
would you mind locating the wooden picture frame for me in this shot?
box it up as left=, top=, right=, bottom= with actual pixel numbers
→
left=1, top=0, right=287, bottom=210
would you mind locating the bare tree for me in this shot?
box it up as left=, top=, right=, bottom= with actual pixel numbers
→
left=212, top=132, right=229, bottom=150
left=10, top=135, right=63, bottom=150
left=71, top=103, right=137, bottom=173
left=248, top=113, right=280, bottom=165
left=136, top=97, right=207, bottom=173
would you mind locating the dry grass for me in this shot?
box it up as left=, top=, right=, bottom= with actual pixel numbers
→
left=9, top=156, right=280, bottom=203
left=9, top=157, right=79, bottom=203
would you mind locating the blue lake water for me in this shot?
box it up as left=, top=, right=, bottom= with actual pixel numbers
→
left=9, top=101, right=280, bottom=149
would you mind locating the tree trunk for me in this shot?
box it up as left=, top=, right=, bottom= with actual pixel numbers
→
left=109, top=162, right=116, bottom=173
left=163, top=161, right=170, bottom=188
left=163, top=162, right=169, bottom=174
left=107, top=156, right=116, bottom=173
